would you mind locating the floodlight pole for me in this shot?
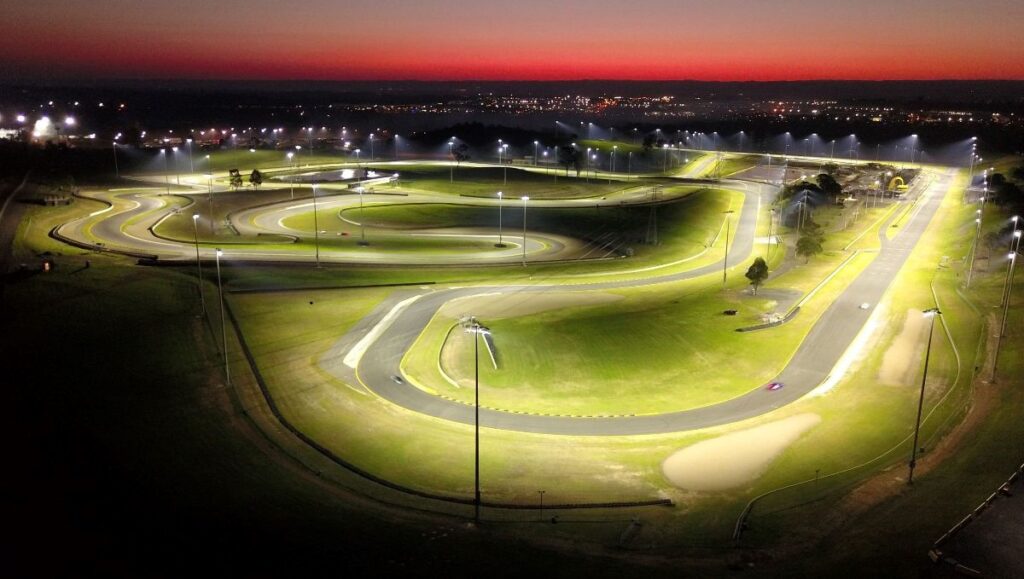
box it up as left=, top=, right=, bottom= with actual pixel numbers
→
left=161, top=150, right=170, bottom=195
left=191, top=215, right=206, bottom=315
left=112, top=142, right=120, bottom=178
left=908, top=308, right=940, bottom=485
left=357, top=187, right=369, bottom=246
left=311, top=184, right=321, bottom=267
left=993, top=229, right=1021, bottom=380
left=967, top=195, right=986, bottom=288
left=474, top=320, right=481, bottom=525
left=207, top=172, right=215, bottom=235
left=723, top=211, right=734, bottom=284
left=496, top=192, right=505, bottom=247
left=215, top=249, right=230, bottom=384
left=999, top=218, right=1020, bottom=307
left=521, top=196, right=529, bottom=266
left=767, top=208, right=776, bottom=260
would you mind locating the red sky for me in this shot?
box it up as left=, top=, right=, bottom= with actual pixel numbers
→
left=3, top=0, right=1023, bottom=80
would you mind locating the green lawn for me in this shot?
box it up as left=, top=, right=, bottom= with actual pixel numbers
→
left=387, top=164, right=635, bottom=199
left=17, top=162, right=1024, bottom=567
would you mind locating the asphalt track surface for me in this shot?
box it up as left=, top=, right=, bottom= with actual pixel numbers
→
left=50, top=162, right=954, bottom=436
left=325, top=169, right=953, bottom=436
left=56, top=171, right=700, bottom=265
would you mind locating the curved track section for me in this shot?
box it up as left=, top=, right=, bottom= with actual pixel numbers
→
left=325, top=170, right=953, bottom=435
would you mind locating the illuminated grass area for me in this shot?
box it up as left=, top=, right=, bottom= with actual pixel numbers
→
left=382, top=164, right=637, bottom=198
left=414, top=250, right=874, bottom=416
left=18, top=162, right=1024, bottom=556
left=225, top=169, right=1008, bottom=548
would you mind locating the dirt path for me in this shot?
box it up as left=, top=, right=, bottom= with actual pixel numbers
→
left=662, top=413, right=822, bottom=491
left=878, top=308, right=928, bottom=386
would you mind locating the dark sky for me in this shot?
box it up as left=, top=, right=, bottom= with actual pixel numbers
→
left=2, top=0, right=1023, bottom=81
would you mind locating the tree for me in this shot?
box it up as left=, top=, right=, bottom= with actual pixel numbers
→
left=816, top=173, right=843, bottom=199
left=1011, top=165, right=1024, bottom=182
left=796, top=235, right=823, bottom=263
left=745, top=257, right=769, bottom=295
left=983, top=231, right=1003, bottom=256
left=557, top=145, right=581, bottom=176
left=642, top=134, right=657, bottom=152
left=249, top=169, right=263, bottom=189
left=822, top=162, right=839, bottom=176
left=451, top=143, right=470, bottom=167
left=228, top=169, right=243, bottom=189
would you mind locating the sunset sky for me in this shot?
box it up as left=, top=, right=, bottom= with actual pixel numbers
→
left=2, top=0, right=1023, bottom=81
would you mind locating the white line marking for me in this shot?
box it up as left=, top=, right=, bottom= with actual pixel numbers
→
left=343, top=295, right=423, bottom=369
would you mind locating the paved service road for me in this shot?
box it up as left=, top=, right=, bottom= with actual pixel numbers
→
left=326, top=169, right=954, bottom=435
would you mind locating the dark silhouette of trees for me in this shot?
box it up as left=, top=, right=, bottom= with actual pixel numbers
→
left=451, top=143, right=470, bottom=167
left=249, top=169, right=263, bottom=189
left=817, top=173, right=843, bottom=199
left=557, top=146, right=581, bottom=176
left=796, top=235, right=823, bottom=263
left=745, top=257, right=769, bottom=294
left=228, top=169, right=243, bottom=189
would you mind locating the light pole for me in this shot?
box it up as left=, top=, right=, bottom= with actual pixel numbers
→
left=993, top=229, right=1021, bottom=380
left=538, top=490, right=546, bottom=522
left=186, top=138, right=194, bottom=173
left=610, top=146, right=617, bottom=183
left=465, top=318, right=490, bottom=525
left=311, top=184, right=322, bottom=267
left=214, top=248, right=230, bottom=384
left=767, top=208, right=776, bottom=260
left=172, top=146, right=180, bottom=185
left=533, top=140, right=539, bottom=166
left=112, top=141, right=120, bottom=178
left=191, top=214, right=206, bottom=316
left=967, top=195, right=986, bottom=288
left=662, top=144, right=669, bottom=172
left=495, top=191, right=505, bottom=247
left=521, top=196, right=529, bottom=266
left=1001, top=217, right=1021, bottom=307
left=723, top=210, right=735, bottom=284
left=448, top=140, right=455, bottom=183
left=908, top=307, right=941, bottom=485
left=160, top=149, right=170, bottom=195
left=368, top=133, right=374, bottom=161
left=357, top=186, right=369, bottom=246
left=502, top=144, right=509, bottom=185
left=286, top=152, right=295, bottom=199
left=627, top=151, right=632, bottom=180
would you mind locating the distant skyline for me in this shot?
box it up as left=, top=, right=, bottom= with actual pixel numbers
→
left=2, top=0, right=1023, bottom=81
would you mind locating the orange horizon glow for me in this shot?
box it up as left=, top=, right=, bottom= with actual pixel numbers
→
left=2, top=0, right=1023, bottom=81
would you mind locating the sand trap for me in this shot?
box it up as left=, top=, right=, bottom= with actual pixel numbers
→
left=439, top=290, right=622, bottom=320
left=662, top=413, right=821, bottom=491
left=878, top=309, right=928, bottom=386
